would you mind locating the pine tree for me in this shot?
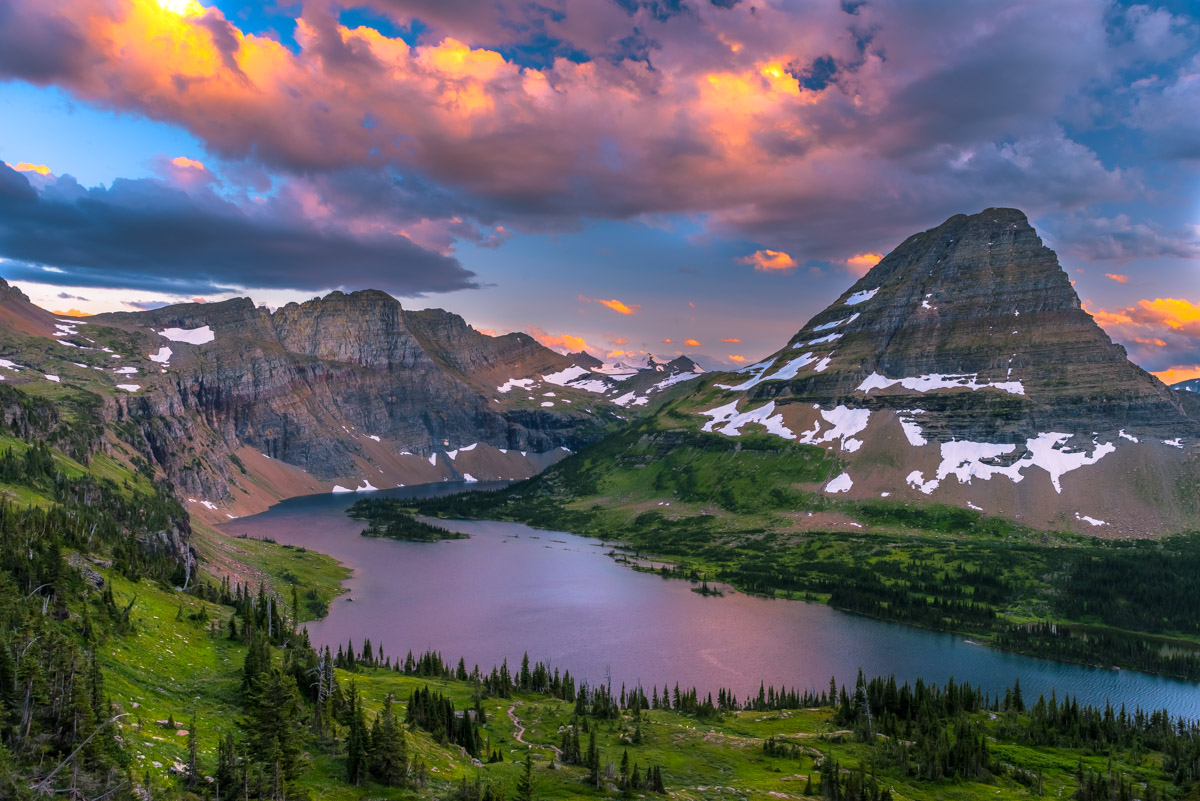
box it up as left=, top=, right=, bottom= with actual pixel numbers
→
left=186, top=713, right=199, bottom=790
left=346, top=680, right=369, bottom=785
left=369, top=692, right=408, bottom=786
left=515, top=755, right=534, bottom=801
left=587, top=730, right=600, bottom=789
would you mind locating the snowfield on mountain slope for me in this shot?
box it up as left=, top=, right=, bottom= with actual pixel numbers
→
left=157, top=325, right=215, bottom=345
left=858, top=371, right=1025, bottom=396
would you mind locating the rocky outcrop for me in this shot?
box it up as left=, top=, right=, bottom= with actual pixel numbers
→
left=746, top=207, right=1196, bottom=441
left=89, top=291, right=615, bottom=504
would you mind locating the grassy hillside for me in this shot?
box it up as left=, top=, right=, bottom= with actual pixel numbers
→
left=409, top=404, right=1200, bottom=680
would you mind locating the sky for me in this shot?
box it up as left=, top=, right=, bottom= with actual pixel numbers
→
left=0, top=0, right=1197, bottom=379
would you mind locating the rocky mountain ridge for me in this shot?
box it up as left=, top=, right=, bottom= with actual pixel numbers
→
left=0, top=282, right=700, bottom=522
left=682, top=208, right=1199, bottom=534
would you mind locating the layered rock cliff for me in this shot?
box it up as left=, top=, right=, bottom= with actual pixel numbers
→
left=686, top=208, right=1200, bottom=534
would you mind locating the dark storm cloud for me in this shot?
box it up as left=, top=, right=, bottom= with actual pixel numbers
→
left=0, top=164, right=478, bottom=296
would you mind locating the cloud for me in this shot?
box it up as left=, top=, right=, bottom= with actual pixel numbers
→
left=0, top=0, right=1177, bottom=265
left=720, top=337, right=741, bottom=343
left=56, top=291, right=89, bottom=301
left=9, top=162, right=50, bottom=175
left=1089, top=297, right=1200, bottom=373
left=1047, top=213, right=1200, bottom=262
left=1154, top=366, right=1200, bottom=384
left=738, top=249, right=796, bottom=272
left=580, top=295, right=641, bottom=315
left=845, top=252, right=882, bottom=276
left=684, top=338, right=701, bottom=347
left=0, top=162, right=477, bottom=296
left=525, top=325, right=591, bottom=354
left=597, top=298, right=639, bottom=315
left=663, top=337, right=672, bottom=343
left=728, top=354, right=746, bottom=362
left=1105, top=273, right=1129, bottom=283
left=51, top=308, right=90, bottom=316
left=170, top=156, right=205, bottom=171
left=604, top=334, right=630, bottom=346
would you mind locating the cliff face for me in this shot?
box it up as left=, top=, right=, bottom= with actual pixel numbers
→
left=755, top=207, right=1193, bottom=441
left=91, top=291, right=614, bottom=505
left=686, top=209, right=1200, bottom=535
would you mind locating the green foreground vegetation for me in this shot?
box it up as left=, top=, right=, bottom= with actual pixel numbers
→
left=1, top=377, right=1199, bottom=799
left=409, top=408, right=1200, bottom=681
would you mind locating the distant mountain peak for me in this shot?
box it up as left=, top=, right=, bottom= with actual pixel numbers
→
left=689, top=208, right=1199, bottom=535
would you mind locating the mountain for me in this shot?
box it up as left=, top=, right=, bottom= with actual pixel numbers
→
left=1174, top=378, right=1200, bottom=394
left=440, top=209, right=1199, bottom=537
left=0, top=281, right=701, bottom=521
left=698, top=208, right=1199, bottom=534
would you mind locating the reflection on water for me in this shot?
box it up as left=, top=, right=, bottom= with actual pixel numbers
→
left=224, top=483, right=1200, bottom=719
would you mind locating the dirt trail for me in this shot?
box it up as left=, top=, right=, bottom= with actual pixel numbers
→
left=507, top=703, right=562, bottom=756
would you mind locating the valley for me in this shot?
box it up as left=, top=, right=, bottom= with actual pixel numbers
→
left=0, top=208, right=1197, bottom=800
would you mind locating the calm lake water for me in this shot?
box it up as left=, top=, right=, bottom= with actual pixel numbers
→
left=224, top=482, right=1200, bottom=719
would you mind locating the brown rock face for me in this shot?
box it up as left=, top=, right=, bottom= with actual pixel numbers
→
left=751, top=207, right=1196, bottom=442
left=93, top=291, right=612, bottom=496
left=693, top=208, right=1199, bottom=534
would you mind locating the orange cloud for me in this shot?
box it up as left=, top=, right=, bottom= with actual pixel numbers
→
left=51, top=308, right=92, bottom=317
left=684, top=339, right=701, bottom=347
left=845, top=252, right=882, bottom=276
left=170, top=155, right=206, bottom=171
left=728, top=354, right=746, bottom=362
left=1105, top=273, right=1129, bottom=283
left=597, top=298, right=638, bottom=315
left=605, top=335, right=630, bottom=346
left=1090, top=298, right=1200, bottom=376
left=11, top=161, right=51, bottom=175
left=739, top=249, right=796, bottom=272
left=526, top=326, right=588, bottom=353
left=1154, top=366, right=1200, bottom=383
left=663, top=338, right=672, bottom=344
left=720, top=337, right=741, bottom=343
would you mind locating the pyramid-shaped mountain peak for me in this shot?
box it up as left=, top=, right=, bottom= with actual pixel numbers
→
left=699, top=208, right=1198, bottom=534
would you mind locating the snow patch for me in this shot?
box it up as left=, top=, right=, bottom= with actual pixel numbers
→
left=699, top=400, right=796, bottom=440
left=1163, top=438, right=1184, bottom=449
left=331, top=485, right=353, bottom=494
left=497, top=378, right=535, bottom=393
left=462, top=473, right=478, bottom=483
left=857, top=371, right=1025, bottom=396
left=157, top=326, right=214, bottom=345
left=116, top=384, right=141, bottom=392
left=541, top=365, right=591, bottom=386
left=717, top=352, right=818, bottom=391
left=897, top=409, right=927, bottom=447
left=366, top=435, right=380, bottom=442
left=45, top=374, right=60, bottom=383
left=149, top=347, right=172, bottom=364
left=115, top=366, right=139, bottom=375
left=825, top=472, right=853, bottom=494
left=356, top=481, right=379, bottom=492
left=796, top=405, right=872, bottom=450
left=428, top=453, right=437, bottom=466
left=1075, top=512, right=1107, bottom=527
left=813, top=313, right=860, bottom=332
left=1118, top=429, right=1139, bottom=443
left=651, top=371, right=703, bottom=393
left=541, top=401, right=555, bottom=407
left=845, top=287, right=880, bottom=305
left=447, top=449, right=459, bottom=460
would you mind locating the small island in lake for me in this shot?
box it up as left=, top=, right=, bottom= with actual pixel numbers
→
left=347, top=498, right=468, bottom=541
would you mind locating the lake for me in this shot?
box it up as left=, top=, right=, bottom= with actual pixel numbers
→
left=223, top=482, right=1200, bottom=718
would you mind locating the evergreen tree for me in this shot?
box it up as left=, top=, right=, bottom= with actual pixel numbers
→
left=515, top=755, right=534, bottom=801
left=345, top=680, right=369, bottom=785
